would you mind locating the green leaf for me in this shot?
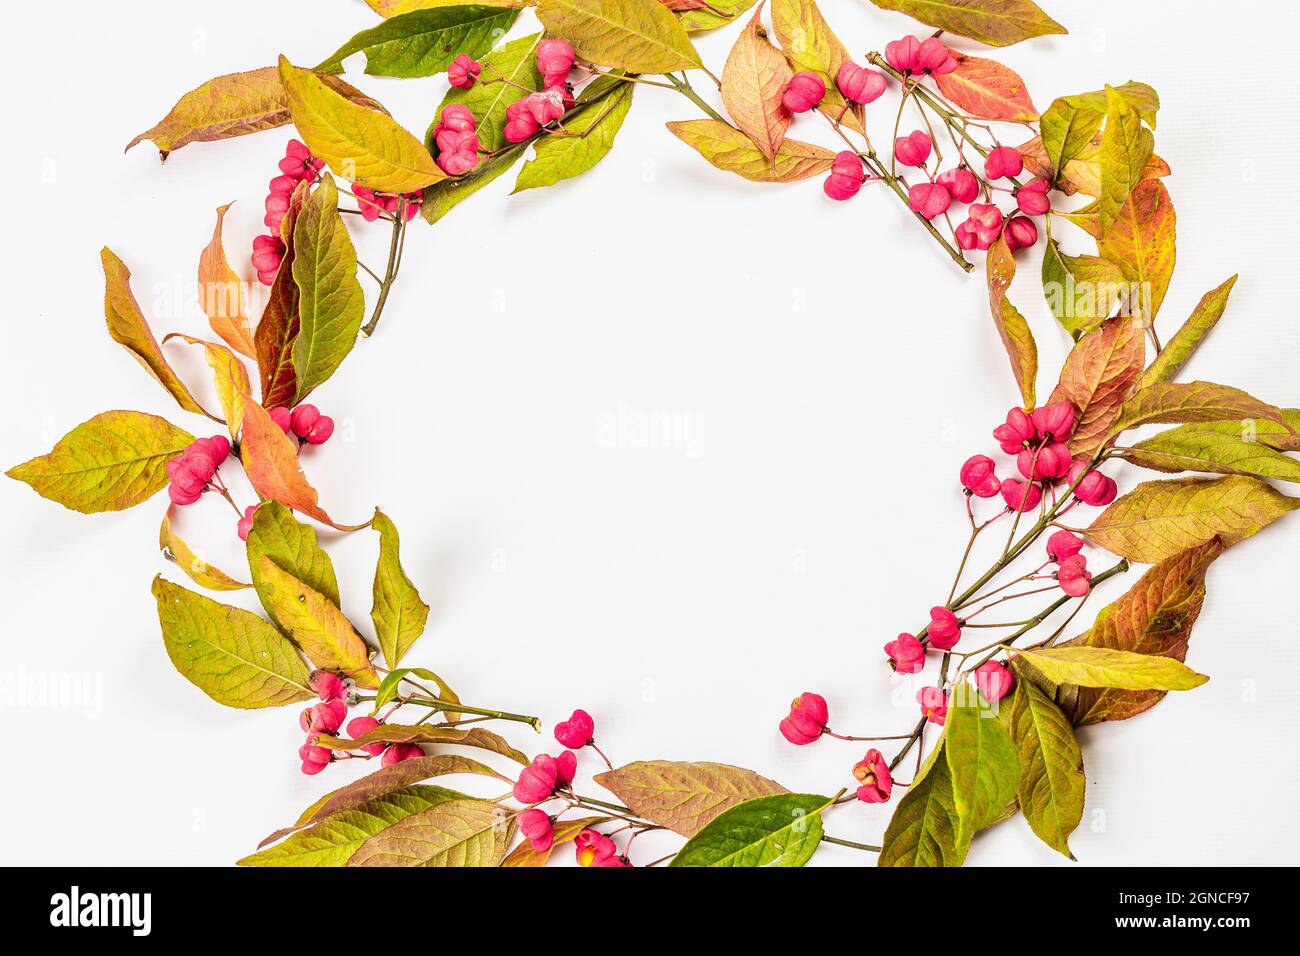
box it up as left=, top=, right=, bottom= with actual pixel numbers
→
left=1085, top=476, right=1300, bottom=562
left=1006, top=678, right=1083, bottom=857
left=1039, top=96, right=1102, bottom=177
left=666, top=119, right=837, bottom=182
left=594, top=760, right=787, bottom=836
left=670, top=793, right=831, bottom=867
left=370, top=510, right=431, bottom=669
left=1120, top=423, right=1300, bottom=482
left=867, top=0, right=1066, bottom=47
left=279, top=56, right=443, bottom=192
left=7, top=411, right=193, bottom=514
left=879, top=740, right=965, bottom=867
left=152, top=576, right=312, bottom=709
left=371, top=667, right=457, bottom=712
left=1140, top=275, right=1237, bottom=388
left=102, top=248, right=212, bottom=418
left=1067, top=81, right=1159, bottom=129
left=254, top=555, right=379, bottom=689
left=1109, top=381, right=1291, bottom=436
left=432, top=33, right=542, bottom=152
left=317, top=5, right=519, bottom=77
left=291, top=175, right=364, bottom=403
left=238, top=786, right=457, bottom=866
left=348, top=796, right=513, bottom=865
left=246, top=501, right=340, bottom=608
left=1014, top=646, right=1209, bottom=690
left=514, top=82, right=633, bottom=192
left=1099, top=85, right=1154, bottom=235
left=537, top=0, right=703, bottom=72
left=422, top=142, right=527, bottom=223
left=679, top=0, right=756, bottom=32
left=944, top=689, right=1020, bottom=847
left=1040, top=240, right=1126, bottom=337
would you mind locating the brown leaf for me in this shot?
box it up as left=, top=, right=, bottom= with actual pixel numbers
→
left=986, top=236, right=1038, bottom=408
left=720, top=4, right=792, bottom=161
left=934, top=54, right=1037, bottom=121
left=254, top=181, right=311, bottom=409
left=101, top=248, right=214, bottom=419
left=1054, top=540, right=1222, bottom=724
left=1048, top=315, right=1145, bottom=458
left=594, top=760, right=786, bottom=835
left=239, top=396, right=370, bottom=531
left=198, top=205, right=256, bottom=359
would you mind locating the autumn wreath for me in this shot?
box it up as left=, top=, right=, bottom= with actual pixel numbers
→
left=9, top=0, right=1298, bottom=867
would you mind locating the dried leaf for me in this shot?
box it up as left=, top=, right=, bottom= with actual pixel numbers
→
left=317, top=725, right=530, bottom=764
left=279, top=56, right=443, bottom=192
left=934, top=54, right=1037, bottom=121
left=160, top=510, right=250, bottom=591
left=254, top=555, right=379, bottom=688
left=594, top=760, right=787, bottom=835
left=986, top=236, right=1038, bottom=409
left=371, top=509, right=431, bottom=669
left=291, top=175, right=365, bottom=403
left=153, top=576, right=312, bottom=709
left=1084, top=476, right=1300, bottom=562
left=536, top=0, right=703, bottom=72
left=240, top=396, right=371, bottom=531
left=867, top=0, right=1066, bottom=47
left=7, top=411, right=193, bottom=514
left=1096, top=178, right=1176, bottom=326
left=1140, top=275, right=1237, bottom=388
left=102, top=248, right=212, bottom=418
left=667, top=118, right=836, bottom=182
left=197, top=205, right=256, bottom=358
left=720, top=5, right=792, bottom=161
left=255, top=180, right=309, bottom=409
left=1047, top=315, right=1145, bottom=457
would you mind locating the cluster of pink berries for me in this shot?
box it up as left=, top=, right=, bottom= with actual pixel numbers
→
left=165, top=435, right=231, bottom=506
left=268, top=403, right=335, bottom=446
left=430, top=103, right=481, bottom=177
left=251, top=140, right=324, bottom=285
left=351, top=184, right=423, bottom=222
left=513, top=709, right=632, bottom=865
left=297, top=671, right=423, bottom=775
left=777, top=693, right=900, bottom=803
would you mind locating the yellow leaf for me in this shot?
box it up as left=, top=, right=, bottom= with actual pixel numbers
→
left=239, top=396, right=371, bottom=531
left=667, top=119, right=835, bottom=182
left=1140, top=275, right=1237, bottom=388
left=364, top=0, right=526, bottom=14
left=721, top=4, right=792, bottom=161
left=1096, top=178, right=1176, bottom=325
left=160, top=510, right=251, bottom=591
left=102, top=247, right=214, bottom=419
left=1047, top=315, right=1145, bottom=457
left=198, top=205, right=256, bottom=359
left=536, top=0, right=702, bottom=73
left=371, top=510, right=431, bottom=669
left=163, top=333, right=252, bottom=440
left=1098, top=85, right=1154, bottom=235
left=278, top=56, right=443, bottom=192
left=986, top=236, right=1038, bottom=409
left=254, top=555, right=379, bottom=689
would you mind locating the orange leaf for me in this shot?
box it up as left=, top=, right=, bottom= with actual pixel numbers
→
left=198, top=205, right=256, bottom=359
left=1097, top=178, right=1176, bottom=326
left=1048, top=315, right=1145, bottom=458
left=720, top=3, right=792, bottom=161
left=935, top=54, right=1037, bottom=121
left=239, top=396, right=370, bottom=531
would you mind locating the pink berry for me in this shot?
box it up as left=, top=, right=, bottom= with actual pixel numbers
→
left=554, top=709, right=595, bottom=749
left=513, top=754, right=562, bottom=804
left=1017, top=441, right=1072, bottom=482
left=1004, top=216, right=1039, bottom=251
left=575, top=828, right=619, bottom=867
left=1046, top=530, right=1084, bottom=562
left=503, top=99, right=542, bottom=143
left=974, top=661, right=1015, bottom=702
left=984, top=145, right=1024, bottom=181
left=352, top=185, right=383, bottom=222
left=289, top=404, right=320, bottom=439
left=993, top=407, right=1037, bottom=454
left=956, top=203, right=1004, bottom=251
left=884, top=36, right=921, bottom=74
left=447, top=53, right=481, bottom=89
left=309, top=670, right=348, bottom=702
left=908, top=181, right=951, bottom=220
left=1000, top=478, right=1042, bottom=512
left=885, top=633, right=926, bottom=675
left=959, top=454, right=1002, bottom=498
left=893, top=130, right=932, bottom=167
left=236, top=504, right=258, bottom=541
left=1068, top=460, right=1118, bottom=506
left=345, top=715, right=388, bottom=756
left=853, top=749, right=893, bottom=804
left=537, top=39, right=575, bottom=88
left=518, top=808, right=555, bottom=852
left=917, top=686, right=948, bottom=725
left=193, top=435, right=231, bottom=467
left=438, top=104, right=477, bottom=134
left=268, top=406, right=292, bottom=434
left=167, top=482, right=203, bottom=506
left=1016, top=177, right=1051, bottom=216
left=935, top=167, right=980, bottom=204
left=299, top=699, right=347, bottom=735
left=1031, top=402, right=1077, bottom=444
left=1057, top=554, right=1092, bottom=597
left=280, top=140, right=324, bottom=183
left=305, top=415, right=334, bottom=445
left=436, top=131, right=482, bottom=176
left=782, top=71, right=826, bottom=113
left=299, top=740, right=332, bottom=775
left=381, top=742, right=424, bottom=766
left=835, top=62, right=886, bottom=105
left=779, top=692, right=829, bottom=746
left=916, top=37, right=958, bottom=75
left=928, top=606, right=961, bottom=650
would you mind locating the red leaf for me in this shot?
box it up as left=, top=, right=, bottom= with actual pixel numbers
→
left=935, top=55, right=1037, bottom=122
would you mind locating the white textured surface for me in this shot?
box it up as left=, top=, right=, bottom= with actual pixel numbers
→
left=1, top=0, right=1297, bottom=865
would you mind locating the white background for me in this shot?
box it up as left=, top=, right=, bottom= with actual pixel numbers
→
left=2, top=0, right=1298, bottom=866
